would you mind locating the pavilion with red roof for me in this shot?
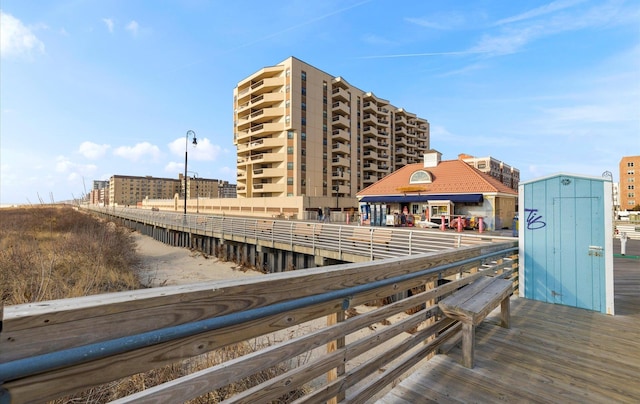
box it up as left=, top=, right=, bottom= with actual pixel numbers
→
left=356, top=151, right=518, bottom=230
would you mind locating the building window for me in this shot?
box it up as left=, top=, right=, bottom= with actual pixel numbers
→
left=287, top=147, right=293, bottom=154
left=301, top=164, right=306, bottom=171
left=286, top=115, right=290, bottom=124
left=301, top=117, right=306, bottom=125
left=628, top=192, right=635, bottom=198
left=301, top=102, right=306, bottom=111
left=628, top=185, right=635, bottom=190
left=287, top=130, right=294, bottom=139
left=285, top=85, right=290, bottom=92
left=301, top=71, right=306, bottom=81
left=287, top=177, right=294, bottom=185
left=301, top=132, right=306, bottom=140
left=285, top=100, right=290, bottom=108
left=409, top=170, right=432, bottom=184
left=287, top=162, right=293, bottom=170
left=302, top=149, right=306, bottom=156
left=628, top=162, right=635, bottom=167
left=286, top=69, right=290, bottom=77
left=477, top=162, right=487, bottom=169
left=323, top=96, right=327, bottom=104
left=301, top=87, right=306, bottom=96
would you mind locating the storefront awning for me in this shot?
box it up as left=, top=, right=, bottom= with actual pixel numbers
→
left=359, top=194, right=484, bottom=204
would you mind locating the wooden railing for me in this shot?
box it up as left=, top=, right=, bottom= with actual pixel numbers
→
left=0, top=242, right=518, bottom=403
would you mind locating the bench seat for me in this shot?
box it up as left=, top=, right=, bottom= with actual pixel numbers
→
left=439, top=276, right=512, bottom=368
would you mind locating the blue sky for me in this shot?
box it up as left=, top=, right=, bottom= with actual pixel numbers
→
left=1, top=0, right=639, bottom=205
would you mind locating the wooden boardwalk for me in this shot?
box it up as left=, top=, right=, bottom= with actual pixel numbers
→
left=377, top=239, right=640, bottom=403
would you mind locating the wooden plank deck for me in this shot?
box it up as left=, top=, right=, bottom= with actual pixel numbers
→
left=377, top=239, right=640, bottom=403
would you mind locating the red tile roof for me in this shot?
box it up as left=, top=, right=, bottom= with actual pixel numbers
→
left=357, top=159, right=518, bottom=197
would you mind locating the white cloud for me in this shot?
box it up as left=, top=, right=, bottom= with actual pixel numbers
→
left=471, top=0, right=637, bottom=56
left=113, top=142, right=161, bottom=161
left=164, top=161, right=184, bottom=175
left=126, top=20, right=139, bottom=36
left=0, top=11, right=45, bottom=59
left=54, top=156, right=97, bottom=182
left=494, top=0, right=586, bottom=26
left=78, top=141, right=110, bottom=159
left=168, top=137, right=221, bottom=161
left=102, top=18, right=114, bottom=33
left=405, top=12, right=466, bottom=30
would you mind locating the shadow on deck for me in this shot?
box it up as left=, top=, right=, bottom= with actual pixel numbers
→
left=378, top=239, right=640, bottom=403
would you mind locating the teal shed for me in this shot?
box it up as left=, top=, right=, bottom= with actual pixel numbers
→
left=518, top=173, right=614, bottom=314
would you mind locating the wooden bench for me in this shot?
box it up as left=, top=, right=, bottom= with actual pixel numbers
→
left=438, top=276, right=512, bottom=368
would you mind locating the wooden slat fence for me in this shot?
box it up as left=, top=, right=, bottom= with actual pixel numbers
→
left=0, top=242, right=518, bottom=403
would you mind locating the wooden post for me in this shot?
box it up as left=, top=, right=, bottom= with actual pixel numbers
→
left=500, top=297, right=511, bottom=329
left=462, top=322, right=475, bottom=368
left=327, top=310, right=345, bottom=404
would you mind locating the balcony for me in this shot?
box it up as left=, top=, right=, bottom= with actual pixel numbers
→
left=332, top=128, right=350, bottom=142
left=363, top=114, right=377, bottom=125
left=331, top=87, right=349, bottom=102
left=332, top=171, right=346, bottom=179
left=332, top=142, right=350, bottom=155
left=363, top=137, right=377, bottom=147
left=362, top=101, right=376, bottom=113
left=363, top=150, right=378, bottom=159
left=331, top=115, right=350, bottom=129
left=332, top=156, right=349, bottom=167
left=249, top=152, right=283, bottom=163
left=395, top=137, right=409, bottom=147
left=249, top=77, right=283, bottom=96
left=239, top=92, right=284, bottom=111
left=253, top=167, right=282, bottom=178
left=240, top=122, right=284, bottom=137
left=252, top=183, right=283, bottom=194
left=362, top=126, right=375, bottom=135
left=332, top=100, right=349, bottom=115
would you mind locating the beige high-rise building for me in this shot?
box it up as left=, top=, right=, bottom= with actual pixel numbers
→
left=233, top=57, right=430, bottom=199
left=619, top=155, right=640, bottom=210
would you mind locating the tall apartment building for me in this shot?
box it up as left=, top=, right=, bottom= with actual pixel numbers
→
left=458, top=153, right=520, bottom=190
left=619, top=155, right=640, bottom=210
left=233, top=56, right=430, bottom=199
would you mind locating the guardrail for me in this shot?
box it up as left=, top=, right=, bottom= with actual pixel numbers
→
left=0, top=242, right=519, bottom=403
left=87, top=206, right=515, bottom=261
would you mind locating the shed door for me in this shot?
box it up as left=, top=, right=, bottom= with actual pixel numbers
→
left=552, top=196, right=606, bottom=312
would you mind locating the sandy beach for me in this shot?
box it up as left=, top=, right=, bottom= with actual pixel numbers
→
left=132, top=232, right=263, bottom=287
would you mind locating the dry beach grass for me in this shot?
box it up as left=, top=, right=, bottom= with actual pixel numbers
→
left=0, top=206, right=306, bottom=402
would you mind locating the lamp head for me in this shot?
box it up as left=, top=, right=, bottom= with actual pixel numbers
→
left=192, top=137, right=198, bottom=146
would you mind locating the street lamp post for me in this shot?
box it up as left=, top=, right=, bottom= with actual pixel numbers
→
left=184, top=130, right=198, bottom=216
left=188, top=171, right=199, bottom=213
